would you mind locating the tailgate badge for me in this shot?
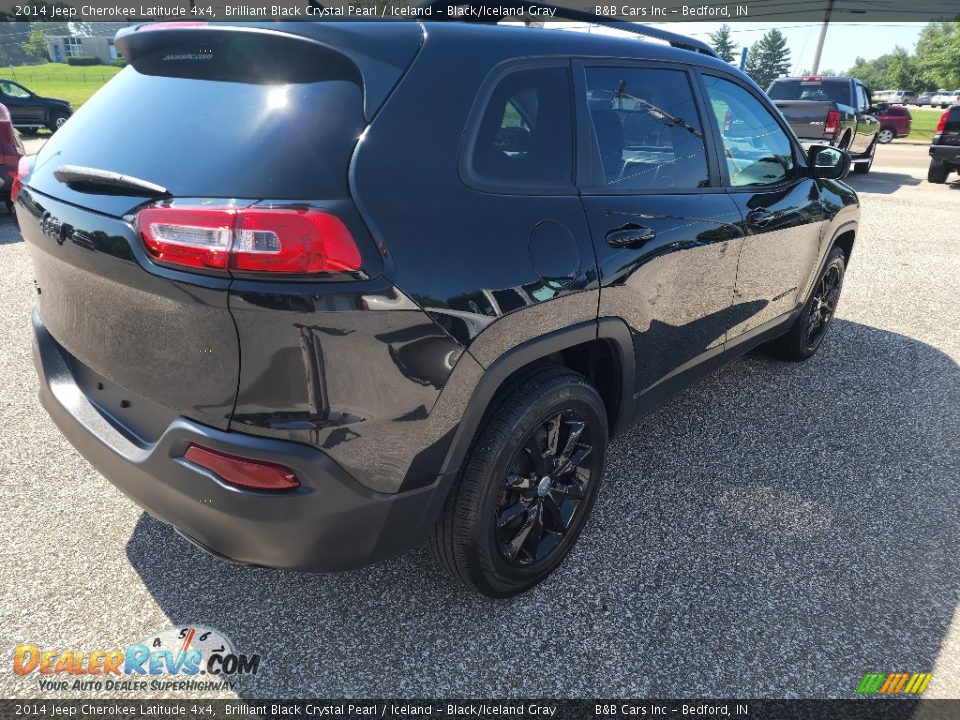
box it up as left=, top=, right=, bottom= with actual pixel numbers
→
left=39, top=212, right=67, bottom=245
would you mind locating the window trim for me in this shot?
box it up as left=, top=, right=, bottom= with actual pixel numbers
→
left=459, top=58, right=577, bottom=196
left=695, top=69, right=808, bottom=192
left=573, top=59, right=724, bottom=196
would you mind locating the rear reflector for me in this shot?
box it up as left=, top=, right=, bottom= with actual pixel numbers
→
left=136, top=205, right=362, bottom=275
left=184, top=444, right=300, bottom=491
left=825, top=110, right=841, bottom=135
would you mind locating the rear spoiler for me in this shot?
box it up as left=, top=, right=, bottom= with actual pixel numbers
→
left=417, top=0, right=720, bottom=58
left=115, top=22, right=424, bottom=122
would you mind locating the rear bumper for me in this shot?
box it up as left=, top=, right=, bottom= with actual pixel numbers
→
left=930, top=144, right=960, bottom=165
left=32, top=309, right=453, bottom=571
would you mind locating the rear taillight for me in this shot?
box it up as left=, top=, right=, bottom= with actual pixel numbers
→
left=936, top=110, right=949, bottom=134
left=825, top=110, right=840, bottom=135
left=11, top=155, right=34, bottom=203
left=136, top=206, right=362, bottom=275
left=184, top=444, right=300, bottom=492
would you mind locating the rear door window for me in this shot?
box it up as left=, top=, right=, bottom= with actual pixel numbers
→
left=583, top=66, right=710, bottom=191
left=466, top=65, right=574, bottom=191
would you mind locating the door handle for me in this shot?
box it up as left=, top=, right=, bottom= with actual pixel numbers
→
left=605, top=223, right=656, bottom=249
left=746, top=209, right=774, bottom=227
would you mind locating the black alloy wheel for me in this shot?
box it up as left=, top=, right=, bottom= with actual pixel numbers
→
left=803, top=263, right=842, bottom=352
left=430, top=366, right=608, bottom=598
left=494, top=410, right=594, bottom=566
left=767, top=245, right=846, bottom=361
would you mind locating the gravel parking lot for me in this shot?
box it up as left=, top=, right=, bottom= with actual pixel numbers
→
left=1, top=141, right=957, bottom=700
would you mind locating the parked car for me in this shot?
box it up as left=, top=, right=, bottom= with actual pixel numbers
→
left=19, top=19, right=860, bottom=597
left=928, top=106, right=960, bottom=184
left=931, top=90, right=951, bottom=108
left=916, top=91, right=935, bottom=107
left=0, top=103, right=24, bottom=210
left=767, top=75, right=879, bottom=173
left=943, top=90, right=960, bottom=107
left=0, top=80, right=71, bottom=133
left=876, top=105, right=912, bottom=143
left=886, top=90, right=915, bottom=105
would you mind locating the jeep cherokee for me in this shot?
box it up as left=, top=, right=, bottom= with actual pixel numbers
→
left=20, top=18, right=860, bottom=597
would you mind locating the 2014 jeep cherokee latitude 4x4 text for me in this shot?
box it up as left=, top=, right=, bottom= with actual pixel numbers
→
left=20, top=19, right=860, bottom=597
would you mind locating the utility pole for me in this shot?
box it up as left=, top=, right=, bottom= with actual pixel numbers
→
left=810, top=0, right=834, bottom=75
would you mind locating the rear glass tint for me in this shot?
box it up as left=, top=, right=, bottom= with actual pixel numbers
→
left=36, top=54, right=364, bottom=200
left=467, top=66, right=574, bottom=190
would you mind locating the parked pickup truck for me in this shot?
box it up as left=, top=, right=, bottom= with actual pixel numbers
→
left=767, top=76, right=880, bottom=174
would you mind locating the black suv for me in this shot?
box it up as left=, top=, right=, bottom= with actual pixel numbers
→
left=928, top=105, right=960, bottom=183
left=21, top=19, right=859, bottom=597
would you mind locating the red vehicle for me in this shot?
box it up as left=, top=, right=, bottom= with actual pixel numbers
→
left=0, top=103, right=25, bottom=210
left=876, top=105, right=912, bottom=144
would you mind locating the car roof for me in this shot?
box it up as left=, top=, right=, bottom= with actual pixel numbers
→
left=258, top=20, right=737, bottom=73
left=447, top=23, right=758, bottom=86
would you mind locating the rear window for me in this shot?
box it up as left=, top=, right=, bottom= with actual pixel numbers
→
left=466, top=65, right=574, bottom=191
left=35, top=50, right=365, bottom=200
left=768, top=79, right=852, bottom=106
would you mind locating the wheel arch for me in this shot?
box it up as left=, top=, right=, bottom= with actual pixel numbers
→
left=438, top=318, right=636, bottom=478
left=832, top=224, right=857, bottom=263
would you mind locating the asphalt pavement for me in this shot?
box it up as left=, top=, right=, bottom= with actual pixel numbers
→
left=0, top=140, right=957, bottom=700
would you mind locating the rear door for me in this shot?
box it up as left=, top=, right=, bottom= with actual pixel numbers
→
left=21, top=26, right=398, bottom=433
left=699, top=72, right=830, bottom=341
left=576, top=61, right=744, bottom=406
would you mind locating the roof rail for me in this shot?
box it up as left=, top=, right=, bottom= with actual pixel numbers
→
left=417, top=1, right=720, bottom=58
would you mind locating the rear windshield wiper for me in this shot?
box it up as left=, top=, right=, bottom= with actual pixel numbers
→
left=53, top=165, right=170, bottom=197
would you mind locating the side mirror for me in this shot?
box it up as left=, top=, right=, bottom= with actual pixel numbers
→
left=808, top=145, right=851, bottom=180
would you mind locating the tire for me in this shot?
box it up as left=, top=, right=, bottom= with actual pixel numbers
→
left=852, top=141, right=876, bottom=174
left=767, top=246, right=846, bottom=362
left=47, top=113, right=68, bottom=133
left=928, top=159, right=950, bottom=184
left=877, top=127, right=895, bottom=144
left=429, top=366, right=608, bottom=598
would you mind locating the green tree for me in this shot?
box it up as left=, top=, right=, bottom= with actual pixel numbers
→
left=22, top=29, right=50, bottom=62
left=846, top=48, right=925, bottom=93
left=914, top=21, right=960, bottom=88
left=744, top=29, right=792, bottom=90
left=709, top=24, right=737, bottom=63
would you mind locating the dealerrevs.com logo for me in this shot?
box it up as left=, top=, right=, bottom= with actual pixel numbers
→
left=13, top=626, right=261, bottom=693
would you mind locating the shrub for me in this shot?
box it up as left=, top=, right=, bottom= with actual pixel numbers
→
left=66, top=56, right=100, bottom=67
left=113, top=57, right=127, bottom=68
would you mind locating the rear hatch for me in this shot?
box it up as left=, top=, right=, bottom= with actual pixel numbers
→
left=22, top=23, right=421, bottom=436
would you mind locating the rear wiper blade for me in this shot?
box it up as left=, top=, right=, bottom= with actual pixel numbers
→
left=53, top=165, right=170, bottom=196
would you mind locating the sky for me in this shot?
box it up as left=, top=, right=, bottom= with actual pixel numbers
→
left=553, top=22, right=928, bottom=75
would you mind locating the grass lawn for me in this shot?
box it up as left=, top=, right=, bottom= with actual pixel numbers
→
left=906, top=107, right=946, bottom=141
left=0, top=63, right=121, bottom=109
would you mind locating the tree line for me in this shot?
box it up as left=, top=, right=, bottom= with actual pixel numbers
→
left=710, top=21, right=960, bottom=92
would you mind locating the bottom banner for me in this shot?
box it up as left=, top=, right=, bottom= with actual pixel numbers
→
left=2, top=700, right=959, bottom=720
